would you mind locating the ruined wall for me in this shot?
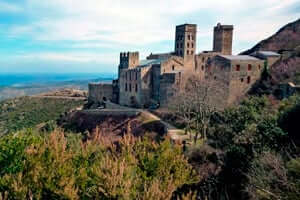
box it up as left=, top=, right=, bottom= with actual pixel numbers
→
left=88, top=83, right=113, bottom=104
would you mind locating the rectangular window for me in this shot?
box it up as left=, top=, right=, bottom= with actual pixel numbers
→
left=188, top=35, right=190, bottom=40
left=187, top=43, right=190, bottom=48
left=135, top=84, right=138, bottom=92
left=192, top=43, right=194, bottom=48
left=125, top=72, right=127, bottom=80
left=135, top=71, right=138, bottom=80
left=248, top=64, right=252, bottom=71
left=130, top=71, right=132, bottom=80
left=187, top=50, right=189, bottom=55
left=236, top=65, right=240, bottom=71
left=125, top=83, right=127, bottom=91
left=247, top=76, right=251, bottom=84
left=191, top=51, right=194, bottom=54
left=129, top=84, right=132, bottom=92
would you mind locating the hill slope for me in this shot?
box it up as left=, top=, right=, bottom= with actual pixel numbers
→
left=0, top=97, right=84, bottom=135
left=241, top=18, right=300, bottom=55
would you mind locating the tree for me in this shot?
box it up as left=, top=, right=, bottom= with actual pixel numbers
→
left=170, top=75, right=217, bottom=143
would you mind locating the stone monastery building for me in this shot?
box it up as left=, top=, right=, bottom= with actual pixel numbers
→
left=89, top=23, right=280, bottom=109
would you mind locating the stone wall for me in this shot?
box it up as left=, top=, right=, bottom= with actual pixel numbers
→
left=160, top=72, right=181, bottom=106
left=88, top=83, right=113, bottom=104
left=213, top=24, right=234, bottom=55
left=119, top=66, right=152, bottom=108
left=206, top=55, right=264, bottom=108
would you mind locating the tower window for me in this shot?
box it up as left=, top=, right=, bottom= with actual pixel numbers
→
left=247, top=76, right=251, bottom=84
left=248, top=64, right=252, bottom=71
left=236, top=65, right=240, bottom=71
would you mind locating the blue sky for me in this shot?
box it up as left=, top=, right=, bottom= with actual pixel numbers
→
left=0, top=0, right=299, bottom=74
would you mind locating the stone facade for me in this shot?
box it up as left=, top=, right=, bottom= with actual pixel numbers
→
left=88, top=22, right=280, bottom=109
left=88, top=83, right=113, bottom=104
left=213, top=23, right=234, bottom=55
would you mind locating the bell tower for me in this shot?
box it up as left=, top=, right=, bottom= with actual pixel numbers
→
left=174, top=24, right=197, bottom=58
left=213, top=23, right=234, bottom=55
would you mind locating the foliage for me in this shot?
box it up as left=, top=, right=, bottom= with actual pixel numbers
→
left=0, top=129, right=198, bottom=200
left=0, top=97, right=84, bottom=134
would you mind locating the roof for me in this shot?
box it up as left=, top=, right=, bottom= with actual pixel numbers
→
left=219, top=55, right=261, bottom=61
left=138, top=58, right=166, bottom=67
left=257, top=51, right=280, bottom=57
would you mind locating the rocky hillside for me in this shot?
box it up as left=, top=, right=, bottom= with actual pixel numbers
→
left=241, top=18, right=300, bottom=55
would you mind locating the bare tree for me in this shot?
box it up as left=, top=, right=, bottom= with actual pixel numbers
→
left=169, top=75, right=217, bottom=144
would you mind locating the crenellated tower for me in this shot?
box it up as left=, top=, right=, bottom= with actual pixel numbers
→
left=118, top=52, right=139, bottom=78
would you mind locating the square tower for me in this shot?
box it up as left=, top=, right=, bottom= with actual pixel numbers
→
left=213, top=23, right=234, bottom=55
left=118, top=52, right=139, bottom=78
left=174, top=24, right=197, bottom=58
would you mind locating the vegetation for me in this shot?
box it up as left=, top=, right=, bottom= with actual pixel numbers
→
left=0, top=129, right=197, bottom=200
left=1, top=93, right=300, bottom=199
left=0, top=97, right=84, bottom=135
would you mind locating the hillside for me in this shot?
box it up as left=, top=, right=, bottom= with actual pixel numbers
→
left=0, top=96, right=84, bottom=135
left=241, top=18, right=300, bottom=55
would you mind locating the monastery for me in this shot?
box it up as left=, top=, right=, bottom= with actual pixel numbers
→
left=88, top=23, right=280, bottom=109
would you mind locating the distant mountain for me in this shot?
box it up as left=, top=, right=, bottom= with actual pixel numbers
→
left=241, top=18, right=300, bottom=55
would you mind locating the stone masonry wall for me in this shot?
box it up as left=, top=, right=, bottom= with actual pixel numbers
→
left=88, top=83, right=113, bottom=104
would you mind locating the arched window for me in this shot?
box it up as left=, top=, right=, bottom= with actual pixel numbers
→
left=187, top=43, right=190, bottom=48
left=202, top=65, right=204, bottom=71
left=172, top=65, right=175, bottom=71
left=187, top=50, right=189, bottom=55
left=192, top=43, right=194, bottom=48
left=241, top=78, right=244, bottom=82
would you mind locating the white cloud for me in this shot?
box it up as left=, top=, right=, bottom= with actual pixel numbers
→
left=1, top=0, right=300, bottom=72
left=0, top=1, right=22, bottom=13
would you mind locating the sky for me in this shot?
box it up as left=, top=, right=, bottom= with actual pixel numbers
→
left=0, top=0, right=299, bottom=74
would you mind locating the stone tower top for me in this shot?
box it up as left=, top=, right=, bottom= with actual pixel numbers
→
left=213, top=23, right=234, bottom=55
left=118, top=52, right=139, bottom=78
left=174, top=24, right=197, bottom=58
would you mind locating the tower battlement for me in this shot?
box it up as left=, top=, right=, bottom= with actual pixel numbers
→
left=119, top=51, right=139, bottom=72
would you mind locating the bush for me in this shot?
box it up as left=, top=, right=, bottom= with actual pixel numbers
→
left=0, top=130, right=198, bottom=199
